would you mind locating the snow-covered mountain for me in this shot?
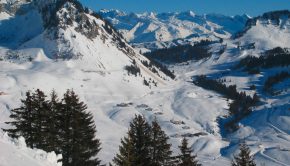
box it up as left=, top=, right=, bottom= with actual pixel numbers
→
left=99, top=8, right=290, bottom=166
left=234, top=10, right=290, bottom=51
left=167, top=9, right=290, bottom=166
left=0, top=0, right=170, bottom=83
left=99, top=9, right=249, bottom=50
left=0, top=1, right=172, bottom=165
left=0, top=0, right=290, bottom=165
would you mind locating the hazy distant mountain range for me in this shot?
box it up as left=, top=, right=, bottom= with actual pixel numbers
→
left=100, top=9, right=250, bottom=50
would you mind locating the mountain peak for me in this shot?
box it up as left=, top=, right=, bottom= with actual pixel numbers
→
left=241, top=13, right=252, bottom=19
left=188, top=10, right=196, bottom=17
left=99, top=9, right=126, bottom=17
left=247, top=10, right=290, bottom=26
left=100, top=9, right=249, bottom=50
left=261, top=10, right=290, bottom=20
left=0, top=0, right=172, bottom=89
left=177, top=10, right=196, bottom=18
left=141, top=11, right=156, bottom=18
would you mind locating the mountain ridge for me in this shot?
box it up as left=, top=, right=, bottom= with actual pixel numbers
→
left=99, top=9, right=250, bottom=50
left=0, top=0, right=172, bottom=85
left=0, top=1, right=290, bottom=165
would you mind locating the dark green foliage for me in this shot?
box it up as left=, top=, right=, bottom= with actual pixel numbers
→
left=3, top=91, right=34, bottom=147
left=193, top=75, right=259, bottom=103
left=249, top=85, right=256, bottom=90
left=150, top=118, right=172, bottom=166
left=226, top=91, right=259, bottom=132
left=248, top=68, right=260, bottom=75
left=3, top=89, right=50, bottom=149
left=218, top=44, right=227, bottom=55
left=3, top=89, right=102, bottom=166
left=60, top=90, right=101, bottom=166
left=236, top=56, right=260, bottom=72
left=264, top=71, right=290, bottom=94
left=232, top=143, right=256, bottom=166
left=124, top=63, right=141, bottom=76
left=144, top=42, right=211, bottom=64
left=193, top=75, right=239, bottom=100
left=264, top=47, right=286, bottom=55
left=194, top=40, right=213, bottom=46
left=236, top=47, right=290, bottom=73
left=112, top=135, right=134, bottom=166
left=178, top=138, right=200, bottom=166
left=31, top=89, right=50, bottom=150
left=141, top=57, right=176, bottom=79
left=113, top=115, right=174, bottom=166
left=143, top=79, right=150, bottom=86
left=193, top=75, right=259, bottom=132
left=103, top=20, right=114, bottom=35
left=46, top=90, right=62, bottom=153
left=113, top=115, right=152, bottom=166
left=228, top=91, right=258, bottom=116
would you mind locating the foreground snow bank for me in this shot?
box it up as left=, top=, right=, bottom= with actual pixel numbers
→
left=0, top=132, right=62, bottom=166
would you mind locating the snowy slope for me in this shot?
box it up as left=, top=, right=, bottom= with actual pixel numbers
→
left=0, top=1, right=230, bottom=165
left=0, top=132, right=62, bottom=166
left=234, top=10, right=290, bottom=52
left=0, top=1, right=290, bottom=165
left=226, top=13, right=290, bottom=166
left=165, top=10, right=290, bottom=166
left=0, top=0, right=171, bottom=81
left=100, top=9, right=249, bottom=50
left=0, top=0, right=172, bottom=165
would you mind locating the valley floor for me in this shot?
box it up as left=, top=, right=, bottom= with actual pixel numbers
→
left=1, top=54, right=289, bottom=165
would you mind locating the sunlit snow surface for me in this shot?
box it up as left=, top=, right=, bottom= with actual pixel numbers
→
left=0, top=132, right=61, bottom=166
left=0, top=1, right=290, bottom=165
left=100, top=9, right=249, bottom=50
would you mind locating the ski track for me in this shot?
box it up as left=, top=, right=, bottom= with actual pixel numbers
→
left=260, top=147, right=290, bottom=166
left=266, top=108, right=289, bottom=136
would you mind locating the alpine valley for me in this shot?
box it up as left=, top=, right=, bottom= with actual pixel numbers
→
left=0, top=0, right=289, bottom=166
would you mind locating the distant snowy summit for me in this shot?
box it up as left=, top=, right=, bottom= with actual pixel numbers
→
left=234, top=10, right=290, bottom=50
left=99, top=9, right=250, bottom=50
left=235, top=10, right=290, bottom=38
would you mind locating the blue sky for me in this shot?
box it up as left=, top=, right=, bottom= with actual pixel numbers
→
left=80, top=0, right=290, bottom=16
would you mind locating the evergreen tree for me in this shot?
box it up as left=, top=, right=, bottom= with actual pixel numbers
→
left=252, top=93, right=259, bottom=104
left=3, top=89, right=102, bottom=165
left=60, top=89, right=101, bottom=166
left=45, top=90, right=62, bottom=153
left=3, top=90, right=50, bottom=149
left=113, top=134, right=134, bottom=166
left=150, top=118, right=172, bottom=166
left=178, top=138, right=200, bottom=166
left=31, top=89, right=49, bottom=150
left=232, top=142, right=256, bottom=166
left=3, top=91, right=35, bottom=147
left=113, top=115, right=151, bottom=166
